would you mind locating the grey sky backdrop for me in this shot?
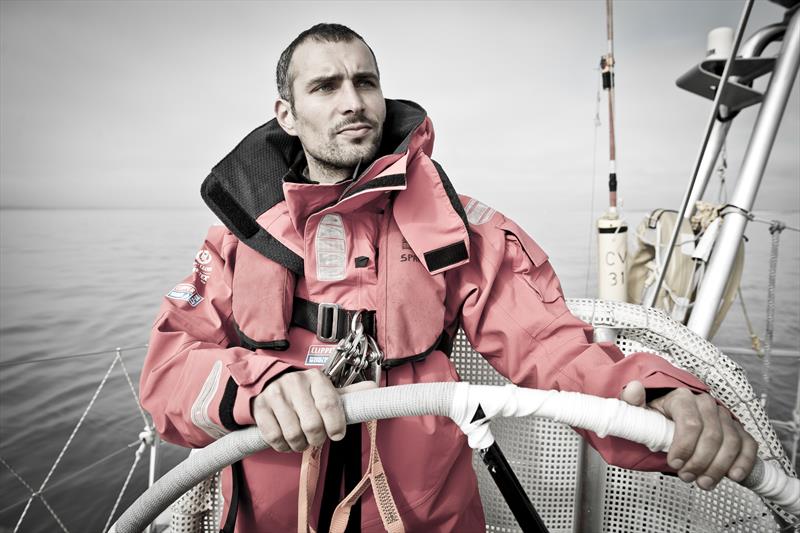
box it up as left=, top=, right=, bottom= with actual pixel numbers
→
left=1, top=0, right=798, bottom=222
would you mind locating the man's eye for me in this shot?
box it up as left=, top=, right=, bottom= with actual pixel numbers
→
left=316, top=84, right=334, bottom=92
left=356, top=79, right=376, bottom=88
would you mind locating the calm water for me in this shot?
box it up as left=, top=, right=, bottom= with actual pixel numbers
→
left=0, top=208, right=798, bottom=532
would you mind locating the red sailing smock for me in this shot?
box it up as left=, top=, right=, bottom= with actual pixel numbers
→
left=140, top=107, right=708, bottom=532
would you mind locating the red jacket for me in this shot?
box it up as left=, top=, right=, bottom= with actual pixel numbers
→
left=140, top=100, right=707, bottom=532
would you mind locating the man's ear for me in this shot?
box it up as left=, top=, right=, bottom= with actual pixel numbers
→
left=275, top=98, right=298, bottom=137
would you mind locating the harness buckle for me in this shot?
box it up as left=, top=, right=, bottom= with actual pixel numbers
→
left=316, top=303, right=341, bottom=343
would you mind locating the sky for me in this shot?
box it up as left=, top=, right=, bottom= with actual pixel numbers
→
left=1, top=0, right=798, bottom=221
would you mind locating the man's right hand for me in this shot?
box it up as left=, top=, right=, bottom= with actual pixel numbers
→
left=252, top=368, right=376, bottom=452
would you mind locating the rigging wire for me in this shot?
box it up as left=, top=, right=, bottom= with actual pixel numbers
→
left=0, top=344, right=148, bottom=368
left=0, top=456, right=69, bottom=532
left=0, top=432, right=145, bottom=514
left=117, top=347, right=151, bottom=427
left=585, top=70, right=604, bottom=297
left=1, top=343, right=158, bottom=530
left=13, top=353, right=121, bottom=532
left=102, top=440, right=147, bottom=533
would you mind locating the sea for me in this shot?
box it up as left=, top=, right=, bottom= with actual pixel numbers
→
left=0, top=207, right=798, bottom=533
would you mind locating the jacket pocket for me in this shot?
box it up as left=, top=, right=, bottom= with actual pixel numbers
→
left=497, top=219, right=563, bottom=304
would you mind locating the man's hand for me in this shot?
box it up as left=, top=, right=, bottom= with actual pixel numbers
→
left=620, top=380, right=757, bottom=490
left=253, top=369, right=377, bottom=453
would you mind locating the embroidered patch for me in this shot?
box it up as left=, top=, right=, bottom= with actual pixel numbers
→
left=305, top=344, right=337, bottom=366
left=193, top=249, right=213, bottom=284
left=195, top=249, right=212, bottom=265
left=316, top=213, right=347, bottom=281
left=166, top=283, right=204, bottom=307
left=465, top=199, right=496, bottom=225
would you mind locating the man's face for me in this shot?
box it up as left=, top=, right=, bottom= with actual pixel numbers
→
left=279, top=39, right=386, bottom=173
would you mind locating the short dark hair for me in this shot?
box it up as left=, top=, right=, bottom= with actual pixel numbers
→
left=276, top=23, right=379, bottom=105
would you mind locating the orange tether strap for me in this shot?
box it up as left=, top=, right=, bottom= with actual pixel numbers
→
left=298, top=420, right=404, bottom=533
left=298, top=445, right=323, bottom=533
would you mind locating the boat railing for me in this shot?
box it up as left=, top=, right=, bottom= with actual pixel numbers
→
left=0, top=344, right=158, bottom=533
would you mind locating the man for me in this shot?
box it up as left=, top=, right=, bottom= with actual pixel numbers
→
left=140, top=23, right=756, bottom=532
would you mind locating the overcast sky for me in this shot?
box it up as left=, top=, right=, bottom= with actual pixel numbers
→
left=1, top=0, right=798, bottom=220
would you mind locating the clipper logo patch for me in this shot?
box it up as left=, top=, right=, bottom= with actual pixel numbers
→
left=193, top=249, right=213, bottom=284
left=166, top=283, right=204, bottom=307
left=305, top=344, right=337, bottom=366
left=465, top=199, right=496, bottom=225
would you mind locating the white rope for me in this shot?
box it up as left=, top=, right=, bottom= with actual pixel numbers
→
left=450, top=383, right=673, bottom=452
left=14, top=352, right=120, bottom=532
left=0, top=456, right=69, bottom=532
left=102, top=440, right=147, bottom=533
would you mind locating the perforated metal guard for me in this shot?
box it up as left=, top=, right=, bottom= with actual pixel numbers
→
left=169, top=299, right=796, bottom=532
left=167, top=453, right=223, bottom=533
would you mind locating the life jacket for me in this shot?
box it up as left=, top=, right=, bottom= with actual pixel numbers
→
left=200, top=99, right=470, bottom=364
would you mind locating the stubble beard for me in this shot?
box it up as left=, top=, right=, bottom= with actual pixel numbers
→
left=308, top=124, right=383, bottom=175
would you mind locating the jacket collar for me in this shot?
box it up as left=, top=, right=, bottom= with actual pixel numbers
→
left=201, top=99, right=467, bottom=275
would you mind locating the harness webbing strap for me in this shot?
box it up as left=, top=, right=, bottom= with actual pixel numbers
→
left=329, top=420, right=404, bottom=533
left=298, top=446, right=322, bottom=533
left=316, top=428, right=361, bottom=532
left=298, top=421, right=404, bottom=533
left=292, top=298, right=377, bottom=342
left=343, top=429, right=362, bottom=532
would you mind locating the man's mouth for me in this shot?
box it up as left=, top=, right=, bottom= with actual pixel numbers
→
left=336, top=122, right=374, bottom=138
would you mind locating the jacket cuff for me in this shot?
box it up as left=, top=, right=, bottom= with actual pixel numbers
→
left=226, top=358, right=301, bottom=428
left=638, top=366, right=708, bottom=395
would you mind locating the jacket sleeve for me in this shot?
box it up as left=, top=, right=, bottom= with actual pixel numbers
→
left=139, top=226, right=298, bottom=448
left=445, top=205, right=709, bottom=471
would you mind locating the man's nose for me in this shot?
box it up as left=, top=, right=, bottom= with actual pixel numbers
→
left=338, top=81, right=365, bottom=114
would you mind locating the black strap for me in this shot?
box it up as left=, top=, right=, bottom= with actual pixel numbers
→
left=343, top=426, right=362, bottom=532
left=380, top=330, right=453, bottom=369
left=317, top=439, right=344, bottom=532
left=220, top=461, right=244, bottom=533
left=291, top=298, right=377, bottom=342
left=318, top=427, right=363, bottom=533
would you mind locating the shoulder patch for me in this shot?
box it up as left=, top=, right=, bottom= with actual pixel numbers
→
left=166, top=283, right=204, bottom=307
left=464, top=199, right=496, bottom=225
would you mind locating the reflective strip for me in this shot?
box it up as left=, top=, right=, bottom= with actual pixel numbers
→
left=316, top=213, right=347, bottom=281
left=190, top=360, right=228, bottom=440
left=464, top=199, right=495, bottom=225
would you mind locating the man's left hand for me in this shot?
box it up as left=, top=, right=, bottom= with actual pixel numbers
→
left=620, top=380, right=757, bottom=490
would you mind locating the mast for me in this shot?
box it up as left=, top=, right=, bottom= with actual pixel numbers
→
left=602, top=0, right=618, bottom=211
left=596, top=0, right=628, bottom=304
